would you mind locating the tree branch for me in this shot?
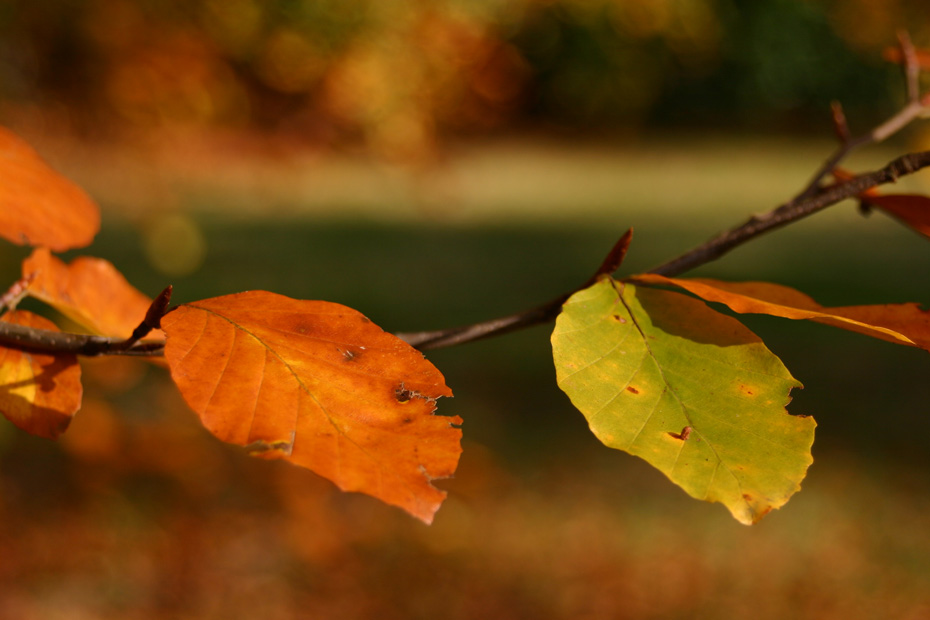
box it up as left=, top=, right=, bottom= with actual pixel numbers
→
left=0, top=320, right=165, bottom=356
left=398, top=38, right=930, bottom=351
left=0, top=286, right=172, bottom=357
left=792, top=31, right=927, bottom=204
left=398, top=149, right=930, bottom=350
left=398, top=230, right=633, bottom=349
left=649, top=149, right=930, bottom=276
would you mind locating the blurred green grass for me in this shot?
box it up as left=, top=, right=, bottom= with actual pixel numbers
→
left=2, top=135, right=930, bottom=618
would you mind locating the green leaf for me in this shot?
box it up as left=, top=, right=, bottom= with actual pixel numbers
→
left=551, top=278, right=816, bottom=524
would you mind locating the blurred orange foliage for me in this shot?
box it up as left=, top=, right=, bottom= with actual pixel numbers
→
left=12, top=0, right=924, bottom=160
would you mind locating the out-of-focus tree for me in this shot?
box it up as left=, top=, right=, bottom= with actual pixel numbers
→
left=0, top=0, right=927, bottom=158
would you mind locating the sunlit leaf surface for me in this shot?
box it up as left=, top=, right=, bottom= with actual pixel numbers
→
left=23, top=247, right=159, bottom=339
left=0, top=127, right=99, bottom=251
left=162, top=291, right=461, bottom=523
left=0, top=310, right=82, bottom=438
left=552, top=279, right=815, bottom=524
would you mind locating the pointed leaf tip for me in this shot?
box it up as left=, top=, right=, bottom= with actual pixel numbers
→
left=161, top=290, right=461, bottom=523
left=552, top=279, right=815, bottom=524
left=634, top=275, right=930, bottom=352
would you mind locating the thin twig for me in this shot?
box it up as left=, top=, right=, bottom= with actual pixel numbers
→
left=0, top=273, right=36, bottom=313
left=398, top=149, right=930, bottom=350
left=0, top=319, right=164, bottom=356
left=0, top=287, right=171, bottom=357
left=794, top=32, right=927, bottom=203
left=397, top=230, right=633, bottom=350
left=899, top=30, right=921, bottom=104
left=649, top=150, right=930, bottom=276
left=830, top=101, right=849, bottom=144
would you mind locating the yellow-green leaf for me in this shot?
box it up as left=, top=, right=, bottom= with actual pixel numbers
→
left=551, top=278, right=815, bottom=524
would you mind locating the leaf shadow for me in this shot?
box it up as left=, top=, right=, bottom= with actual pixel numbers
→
left=632, top=285, right=764, bottom=348
left=0, top=357, right=80, bottom=438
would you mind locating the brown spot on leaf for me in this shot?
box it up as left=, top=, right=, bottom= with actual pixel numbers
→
left=611, top=314, right=626, bottom=323
left=626, top=386, right=640, bottom=394
left=245, top=433, right=295, bottom=456
left=395, top=385, right=413, bottom=403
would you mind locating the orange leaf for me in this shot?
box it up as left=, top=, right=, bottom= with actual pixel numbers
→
left=23, top=247, right=161, bottom=338
left=833, top=168, right=930, bottom=239
left=632, top=275, right=930, bottom=351
left=0, top=311, right=82, bottom=439
left=0, top=127, right=99, bottom=251
left=859, top=194, right=930, bottom=240
left=161, top=291, right=461, bottom=523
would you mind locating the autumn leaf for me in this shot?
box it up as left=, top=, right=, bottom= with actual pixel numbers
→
left=0, top=311, right=82, bottom=439
left=860, top=194, right=930, bottom=240
left=833, top=167, right=930, bottom=239
left=0, top=127, right=99, bottom=251
left=161, top=291, right=461, bottom=523
left=632, top=274, right=930, bottom=351
left=23, top=247, right=161, bottom=339
left=551, top=279, right=815, bottom=524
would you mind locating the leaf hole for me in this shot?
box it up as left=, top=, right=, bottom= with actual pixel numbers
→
left=394, top=382, right=434, bottom=404
left=395, top=385, right=413, bottom=403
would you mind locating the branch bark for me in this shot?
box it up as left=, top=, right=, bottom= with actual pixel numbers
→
left=397, top=149, right=930, bottom=350
left=649, top=149, right=930, bottom=276
left=0, top=287, right=172, bottom=356
left=0, top=320, right=164, bottom=356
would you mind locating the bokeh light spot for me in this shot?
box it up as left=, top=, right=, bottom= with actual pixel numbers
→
left=144, top=213, right=207, bottom=276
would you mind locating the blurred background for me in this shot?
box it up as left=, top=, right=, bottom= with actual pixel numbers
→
left=2, top=0, right=930, bottom=618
